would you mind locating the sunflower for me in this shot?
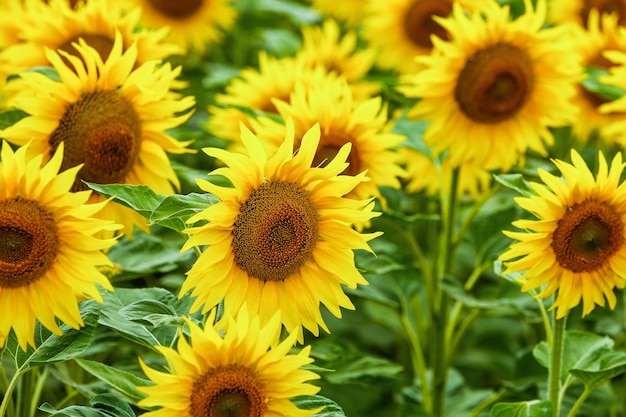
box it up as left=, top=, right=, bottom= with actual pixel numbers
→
left=207, top=52, right=339, bottom=146
left=499, top=150, right=626, bottom=318
left=0, top=141, right=119, bottom=350
left=400, top=0, right=581, bottom=171
left=568, top=10, right=626, bottom=143
left=117, top=0, right=238, bottom=53
left=138, top=307, right=320, bottom=417
left=251, top=78, right=406, bottom=202
left=181, top=122, right=381, bottom=339
left=548, top=0, right=626, bottom=28
left=295, top=19, right=378, bottom=98
left=596, top=49, right=626, bottom=144
left=0, top=34, right=195, bottom=237
left=362, top=0, right=490, bottom=74
left=0, top=0, right=182, bottom=96
left=310, top=0, right=368, bottom=27
left=398, top=147, right=492, bottom=197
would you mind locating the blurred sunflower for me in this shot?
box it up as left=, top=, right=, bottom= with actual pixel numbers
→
left=310, top=0, right=368, bottom=27
left=398, top=147, right=492, bottom=197
left=0, top=0, right=28, bottom=49
left=252, top=78, right=406, bottom=202
left=207, top=52, right=339, bottom=146
left=362, top=0, right=489, bottom=74
left=548, top=0, right=626, bottom=27
left=139, top=308, right=320, bottom=417
left=181, top=122, right=380, bottom=339
left=296, top=19, right=378, bottom=98
left=500, top=150, right=626, bottom=318
left=0, top=0, right=182, bottom=96
left=569, top=10, right=626, bottom=143
left=400, top=0, right=580, bottom=170
left=0, top=141, right=119, bottom=350
left=0, top=34, right=195, bottom=237
left=596, top=49, right=626, bottom=144
left=118, top=0, right=238, bottom=53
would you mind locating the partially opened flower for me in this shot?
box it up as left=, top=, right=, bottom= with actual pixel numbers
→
left=0, top=141, right=119, bottom=350
left=118, top=0, right=238, bottom=53
left=138, top=307, right=321, bottom=417
left=181, top=121, right=381, bottom=339
left=499, top=150, right=626, bottom=318
left=0, top=33, right=195, bottom=236
left=400, top=0, right=580, bottom=170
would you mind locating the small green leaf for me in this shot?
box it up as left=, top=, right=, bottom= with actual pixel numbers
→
left=247, top=0, right=322, bottom=25
left=292, top=395, right=346, bottom=417
left=85, top=183, right=217, bottom=232
left=90, top=394, right=136, bottom=417
left=493, top=173, right=536, bottom=197
left=570, top=351, right=626, bottom=389
left=6, top=300, right=101, bottom=371
left=39, top=404, right=108, bottom=417
left=490, top=400, right=552, bottom=417
left=582, top=66, right=626, bottom=101
left=75, top=359, right=151, bottom=404
left=0, top=109, right=29, bottom=129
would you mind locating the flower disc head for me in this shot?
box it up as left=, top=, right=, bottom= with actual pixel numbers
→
left=500, top=150, right=626, bottom=318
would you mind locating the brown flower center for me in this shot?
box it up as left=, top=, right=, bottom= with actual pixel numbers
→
left=146, top=0, right=204, bottom=19
left=313, top=132, right=361, bottom=176
left=232, top=180, right=319, bottom=282
left=189, top=365, right=265, bottom=417
left=581, top=0, right=626, bottom=28
left=403, top=0, right=452, bottom=49
left=551, top=200, right=624, bottom=272
left=455, top=43, right=534, bottom=124
left=49, top=90, right=142, bottom=191
left=0, top=198, right=59, bottom=288
left=58, top=34, right=116, bottom=65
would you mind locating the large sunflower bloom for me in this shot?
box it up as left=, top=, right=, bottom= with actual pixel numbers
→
left=400, top=0, right=580, bottom=170
left=181, top=122, right=381, bottom=339
left=252, top=78, right=406, bottom=202
left=0, top=141, right=119, bottom=350
left=0, top=34, right=195, bottom=237
left=548, top=0, right=626, bottom=28
left=138, top=307, right=320, bottom=417
left=0, top=0, right=182, bottom=96
left=499, top=150, right=626, bottom=318
left=117, top=0, right=238, bottom=53
left=568, top=10, right=626, bottom=143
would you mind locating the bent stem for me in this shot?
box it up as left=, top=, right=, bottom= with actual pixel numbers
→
left=0, top=368, right=23, bottom=417
left=549, top=314, right=567, bottom=417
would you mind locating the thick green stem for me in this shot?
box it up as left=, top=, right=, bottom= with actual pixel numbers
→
left=431, top=168, right=460, bottom=417
left=549, top=315, right=567, bottom=417
left=401, top=314, right=431, bottom=413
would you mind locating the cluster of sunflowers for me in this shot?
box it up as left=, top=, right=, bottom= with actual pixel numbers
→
left=3, top=0, right=626, bottom=416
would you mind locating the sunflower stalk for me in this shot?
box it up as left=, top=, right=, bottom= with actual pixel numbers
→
left=431, top=167, right=461, bottom=417
left=549, top=314, right=568, bottom=417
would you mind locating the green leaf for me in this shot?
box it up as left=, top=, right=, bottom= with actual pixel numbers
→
left=570, top=351, right=626, bottom=389
left=493, top=173, right=536, bottom=197
left=490, top=400, right=552, bottom=417
left=90, top=394, right=136, bottom=417
left=6, top=300, right=101, bottom=371
left=85, top=183, right=217, bottom=232
left=533, top=330, right=614, bottom=385
left=0, top=109, right=28, bottom=129
left=247, top=0, right=322, bottom=25
left=292, top=395, right=346, bottom=417
left=582, top=66, right=626, bottom=101
left=392, top=110, right=431, bottom=156
left=40, top=404, right=108, bottom=417
left=74, top=359, right=151, bottom=403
